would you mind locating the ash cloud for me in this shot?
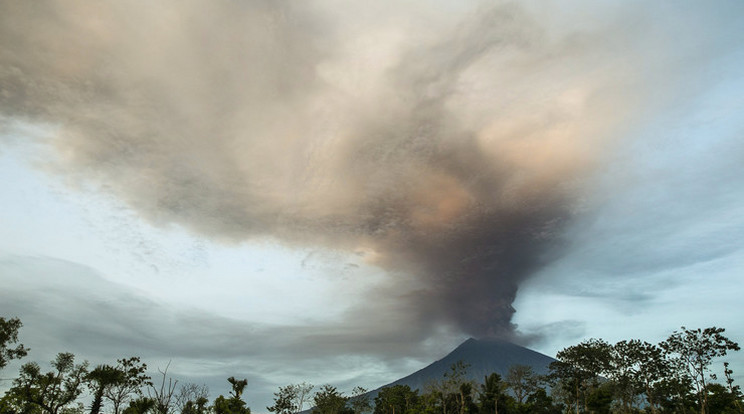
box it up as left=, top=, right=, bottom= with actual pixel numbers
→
left=0, top=1, right=651, bottom=337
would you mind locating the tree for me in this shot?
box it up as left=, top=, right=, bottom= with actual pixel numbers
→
left=227, top=378, right=247, bottom=401
left=348, top=387, right=370, bottom=414
left=267, top=383, right=314, bottom=414
left=504, top=365, right=538, bottom=406
left=606, top=340, right=638, bottom=413
left=1, top=384, right=43, bottom=414
left=608, top=339, right=669, bottom=414
left=294, top=383, right=314, bottom=413
left=522, top=388, right=562, bottom=414
left=653, top=375, right=697, bottom=414
left=424, top=361, right=473, bottom=414
left=213, top=377, right=250, bottom=414
left=423, top=379, right=449, bottom=414
left=705, top=383, right=743, bottom=414
left=447, top=362, right=474, bottom=414
left=181, top=397, right=209, bottom=414
left=87, top=365, right=125, bottom=414
left=723, top=362, right=744, bottom=413
left=549, top=339, right=612, bottom=414
left=123, top=398, right=157, bottom=414
left=104, top=358, right=152, bottom=414
left=148, top=363, right=178, bottom=414
left=374, top=385, right=419, bottom=414
left=174, top=383, right=209, bottom=414
left=267, top=385, right=298, bottom=414
left=476, top=373, right=510, bottom=414
left=312, top=385, right=349, bottom=414
left=0, top=317, right=28, bottom=371
left=584, top=382, right=612, bottom=414
left=661, top=326, right=741, bottom=414
left=7, top=353, right=88, bottom=414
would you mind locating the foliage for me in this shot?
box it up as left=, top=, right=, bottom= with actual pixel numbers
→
left=5, top=353, right=88, bottom=414
left=504, top=365, right=538, bottom=405
left=267, top=385, right=299, bottom=414
left=181, top=397, right=210, bottom=414
left=213, top=395, right=248, bottom=414
left=1, top=386, right=42, bottom=414
left=175, top=383, right=209, bottom=414
left=705, top=383, right=744, bottom=414
left=312, top=385, right=350, bottom=414
left=610, top=339, right=668, bottom=413
left=2, top=317, right=743, bottom=414
left=88, top=364, right=125, bottom=414
left=424, top=361, right=475, bottom=414
left=549, top=338, right=612, bottom=413
left=349, top=387, right=371, bottom=414
left=723, top=362, right=744, bottom=413
left=227, top=379, right=247, bottom=401
left=522, top=388, right=562, bottom=414
left=374, top=385, right=419, bottom=414
left=122, top=397, right=157, bottom=414
left=104, top=357, right=152, bottom=414
left=476, top=373, right=512, bottom=414
left=0, top=317, right=29, bottom=371
left=267, top=383, right=315, bottom=414
left=584, top=382, right=612, bottom=414
left=214, top=377, right=250, bottom=414
left=662, top=326, right=740, bottom=413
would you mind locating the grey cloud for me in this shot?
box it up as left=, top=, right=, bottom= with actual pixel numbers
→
left=0, top=255, right=435, bottom=362
left=514, top=320, right=586, bottom=349
left=0, top=1, right=733, bottom=339
left=0, top=255, right=458, bottom=409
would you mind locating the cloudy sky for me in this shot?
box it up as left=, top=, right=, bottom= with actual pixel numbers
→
left=1, top=0, right=743, bottom=410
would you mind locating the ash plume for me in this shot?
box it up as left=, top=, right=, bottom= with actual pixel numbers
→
left=0, top=1, right=648, bottom=338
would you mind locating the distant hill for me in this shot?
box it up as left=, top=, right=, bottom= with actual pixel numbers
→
left=375, top=337, right=556, bottom=394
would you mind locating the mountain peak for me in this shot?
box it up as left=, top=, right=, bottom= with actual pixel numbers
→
left=376, top=337, right=555, bottom=394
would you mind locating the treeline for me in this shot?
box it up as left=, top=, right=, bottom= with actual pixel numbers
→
left=0, top=317, right=249, bottom=414
left=357, top=327, right=742, bottom=414
left=1, top=317, right=742, bottom=414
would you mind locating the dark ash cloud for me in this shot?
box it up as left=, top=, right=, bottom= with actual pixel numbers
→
left=0, top=1, right=662, bottom=338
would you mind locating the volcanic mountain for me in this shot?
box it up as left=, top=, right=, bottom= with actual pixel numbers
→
left=376, top=337, right=555, bottom=393
left=300, top=338, right=556, bottom=413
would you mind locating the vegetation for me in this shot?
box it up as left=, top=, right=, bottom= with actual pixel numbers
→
left=0, top=318, right=28, bottom=371
left=213, top=377, right=250, bottom=414
left=1, top=316, right=742, bottom=414
left=267, top=383, right=314, bottom=414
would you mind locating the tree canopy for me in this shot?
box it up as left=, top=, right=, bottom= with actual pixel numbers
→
left=0, top=317, right=28, bottom=371
left=1, top=317, right=742, bottom=414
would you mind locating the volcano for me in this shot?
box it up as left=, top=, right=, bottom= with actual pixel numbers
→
left=374, top=337, right=556, bottom=393
left=301, top=338, right=557, bottom=413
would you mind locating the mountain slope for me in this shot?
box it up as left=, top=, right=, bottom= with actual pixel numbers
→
left=300, top=338, right=556, bottom=413
left=377, top=337, right=556, bottom=393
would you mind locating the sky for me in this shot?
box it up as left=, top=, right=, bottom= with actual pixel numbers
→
left=1, top=0, right=744, bottom=411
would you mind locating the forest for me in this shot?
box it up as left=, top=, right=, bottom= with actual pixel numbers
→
left=1, top=317, right=741, bottom=414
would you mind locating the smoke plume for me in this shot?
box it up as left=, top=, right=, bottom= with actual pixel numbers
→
left=0, top=1, right=647, bottom=337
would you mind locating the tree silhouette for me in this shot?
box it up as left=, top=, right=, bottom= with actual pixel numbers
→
left=0, top=317, right=28, bottom=371
left=7, top=353, right=88, bottom=414
left=87, top=365, right=124, bottom=414
left=662, top=326, right=740, bottom=414
left=214, top=377, right=250, bottom=414
left=104, top=357, right=151, bottom=414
